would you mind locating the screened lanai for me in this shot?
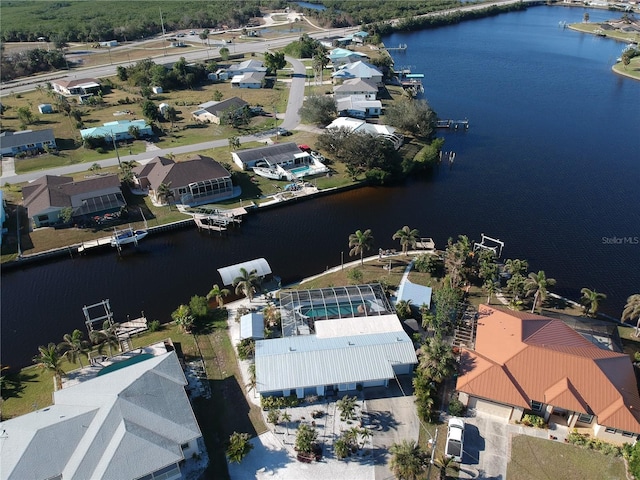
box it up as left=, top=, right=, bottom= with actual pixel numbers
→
left=280, top=284, right=394, bottom=337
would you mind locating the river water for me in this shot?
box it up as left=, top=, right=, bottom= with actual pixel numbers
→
left=2, top=6, right=639, bottom=369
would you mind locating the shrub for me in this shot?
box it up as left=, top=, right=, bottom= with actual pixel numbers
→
left=448, top=397, right=465, bottom=417
left=236, top=338, right=255, bottom=360
left=147, top=320, right=161, bottom=332
left=267, top=409, right=280, bottom=425
left=521, top=414, right=546, bottom=428
left=261, top=395, right=300, bottom=411
left=567, top=429, right=623, bottom=456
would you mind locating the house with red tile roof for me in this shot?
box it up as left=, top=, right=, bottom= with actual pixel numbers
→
left=456, top=306, right=640, bottom=444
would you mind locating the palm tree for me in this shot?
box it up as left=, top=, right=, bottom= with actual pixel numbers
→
left=312, top=50, right=328, bottom=84
left=156, top=182, right=173, bottom=205
left=90, top=320, right=121, bottom=357
left=207, top=284, right=230, bottom=308
left=504, top=258, right=529, bottom=276
left=281, top=410, right=292, bottom=437
left=226, top=432, right=254, bottom=463
left=524, top=270, right=556, bottom=313
left=33, top=343, right=65, bottom=391
left=580, top=288, right=607, bottom=317
left=395, top=299, right=413, bottom=320
left=484, top=279, right=499, bottom=304
left=228, top=135, right=240, bottom=150
left=58, top=329, right=90, bottom=368
left=349, top=229, right=374, bottom=266
left=622, top=294, right=640, bottom=336
left=172, top=304, right=195, bottom=333
left=295, top=424, right=318, bottom=455
left=418, top=337, right=456, bottom=384
left=393, top=225, right=420, bottom=256
left=233, top=267, right=260, bottom=302
left=336, top=395, right=358, bottom=421
left=389, top=439, right=427, bottom=480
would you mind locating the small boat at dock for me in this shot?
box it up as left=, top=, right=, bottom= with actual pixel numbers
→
left=110, top=228, right=148, bottom=247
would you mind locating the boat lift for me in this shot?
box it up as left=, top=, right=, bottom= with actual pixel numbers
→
left=83, top=299, right=115, bottom=333
left=473, top=234, right=505, bottom=258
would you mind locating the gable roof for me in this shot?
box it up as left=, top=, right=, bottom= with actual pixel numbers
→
left=134, top=155, right=230, bottom=191
left=456, top=306, right=640, bottom=432
left=196, top=97, right=248, bottom=116
left=333, top=61, right=382, bottom=78
left=333, top=78, right=378, bottom=93
left=231, top=71, right=266, bottom=84
left=232, top=142, right=303, bottom=165
left=0, top=352, right=201, bottom=480
left=52, top=77, right=101, bottom=89
left=228, top=59, right=265, bottom=72
left=80, top=119, right=150, bottom=139
left=23, top=174, right=122, bottom=217
left=0, top=129, right=56, bottom=148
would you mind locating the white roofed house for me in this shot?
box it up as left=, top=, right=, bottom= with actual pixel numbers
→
left=336, top=95, right=382, bottom=119
left=326, top=117, right=404, bottom=150
left=331, top=61, right=384, bottom=86
left=51, top=77, right=102, bottom=96
left=255, top=284, right=418, bottom=399
left=0, top=350, right=203, bottom=480
left=227, top=59, right=267, bottom=75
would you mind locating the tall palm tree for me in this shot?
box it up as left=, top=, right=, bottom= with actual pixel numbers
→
left=90, top=321, right=121, bottom=357
left=389, top=439, right=427, bottom=480
left=172, top=304, right=195, bottom=333
left=580, top=288, right=607, bottom=317
left=156, top=182, right=173, bottom=205
left=622, top=294, right=640, bottom=335
left=312, top=50, right=328, bottom=84
left=281, top=410, right=292, bottom=437
left=524, top=270, right=556, bottom=313
left=393, top=225, right=420, bottom=256
left=207, top=284, right=230, bottom=308
left=233, top=267, right=260, bottom=302
left=504, top=258, right=529, bottom=277
left=418, top=337, right=456, bottom=383
left=484, top=279, right=499, bottom=304
left=349, top=229, right=374, bottom=266
left=58, top=329, right=90, bottom=368
left=33, top=343, right=65, bottom=391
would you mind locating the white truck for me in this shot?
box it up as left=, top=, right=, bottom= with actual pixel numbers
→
left=445, top=417, right=465, bottom=463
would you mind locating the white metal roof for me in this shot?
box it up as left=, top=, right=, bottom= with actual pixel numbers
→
left=396, top=280, right=433, bottom=309
left=255, top=331, right=417, bottom=393
left=315, top=314, right=403, bottom=338
left=217, top=258, right=272, bottom=286
left=241, top=312, right=265, bottom=340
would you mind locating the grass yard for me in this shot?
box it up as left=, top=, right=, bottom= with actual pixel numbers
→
left=507, top=435, right=626, bottom=480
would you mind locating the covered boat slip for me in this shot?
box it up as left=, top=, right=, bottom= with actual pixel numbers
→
left=280, top=284, right=393, bottom=337
left=217, top=258, right=273, bottom=286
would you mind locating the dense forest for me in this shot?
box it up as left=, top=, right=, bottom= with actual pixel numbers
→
left=0, top=1, right=277, bottom=42
left=0, top=0, right=466, bottom=43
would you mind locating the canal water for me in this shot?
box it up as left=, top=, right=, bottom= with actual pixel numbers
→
left=2, top=6, right=639, bottom=369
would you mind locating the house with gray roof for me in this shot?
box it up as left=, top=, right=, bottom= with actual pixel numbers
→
left=22, top=174, right=125, bottom=228
left=132, top=155, right=235, bottom=206
left=227, top=59, right=267, bottom=75
left=191, top=97, right=249, bottom=124
left=231, top=142, right=307, bottom=170
left=231, top=71, right=266, bottom=89
left=331, top=61, right=384, bottom=86
left=333, top=78, right=379, bottom=100
left=0, top=351, right=202, bottom=480
left=0, top=129, right=57, bottom=156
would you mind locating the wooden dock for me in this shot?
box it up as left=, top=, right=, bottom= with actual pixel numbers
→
left=437, top=119, right=469, bottom=130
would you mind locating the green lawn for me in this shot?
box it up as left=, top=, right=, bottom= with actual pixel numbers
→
left=507, top=435, right=626, bottom=480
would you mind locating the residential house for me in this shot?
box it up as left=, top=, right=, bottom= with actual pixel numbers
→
left=349, top=31, right=369, bottom=45
left=230, top=141, right=328, bottom=180
left=333, top=78, right=379, bottom=100
left=326, top=117, right=403, bottom=149
left=80, top=120, right=153, bottom=142
left=331, top=61, right=384, bottom=86
left=132, top=154, right=235, bottom=206
left=0, top=350, right=203, bottom=480
left=191, top=97, right=249, bottom=124
left=0, top=129, right=57, bottom=156
left=227, top=59, right=267, bottom=75
left=336, top=95, right=382, bottom=118
left=328, top=47, right=369, bottom=68
left=231, top=71, right=266, bottom=89
left=22, top=174, right=125, bottom=228
left=255, top=284, right=418, bottom=398
left=456, top=306, right=640, bottom=444
left=52, top=77, right=102, bottom=96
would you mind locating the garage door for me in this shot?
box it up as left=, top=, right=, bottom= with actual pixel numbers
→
left=468, top=397, right=513, bottom=420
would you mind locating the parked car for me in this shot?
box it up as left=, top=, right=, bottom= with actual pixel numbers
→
left=276, top=127, right=292, bottom=136
left=445, top=417, right=465, bottom=463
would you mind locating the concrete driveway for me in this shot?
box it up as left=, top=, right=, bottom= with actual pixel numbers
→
left=458, top=413, right=509, bottom=480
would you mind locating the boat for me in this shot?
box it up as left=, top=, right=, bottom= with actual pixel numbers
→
left=110, top=227, right=148, bottom=247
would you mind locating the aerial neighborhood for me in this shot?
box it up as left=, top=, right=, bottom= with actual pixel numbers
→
left=1, top=1, right=640, bottom=480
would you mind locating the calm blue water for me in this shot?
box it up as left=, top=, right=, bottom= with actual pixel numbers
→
left=2, top=6, right=639, bottom=369
left=296, top=1, right=327, bottom=11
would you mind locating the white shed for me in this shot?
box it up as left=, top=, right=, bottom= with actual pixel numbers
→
left=158, top=103, right=170, bottom=116
left=152, top=86, right=163, bottom=94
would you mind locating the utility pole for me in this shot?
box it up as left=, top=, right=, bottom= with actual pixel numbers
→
left=159, top=8, right=168, bottom=56
left=111, top=130, right=122, bottom=169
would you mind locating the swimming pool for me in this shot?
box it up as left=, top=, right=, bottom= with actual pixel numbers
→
left=290, top=165, right=310, bottom=175
left=301, top=302, right=367, bottom=318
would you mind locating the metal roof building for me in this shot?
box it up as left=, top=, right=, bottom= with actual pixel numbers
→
left=217, top=258, right=272, bottom=286
left=255, top=331, right=417, bottom=398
